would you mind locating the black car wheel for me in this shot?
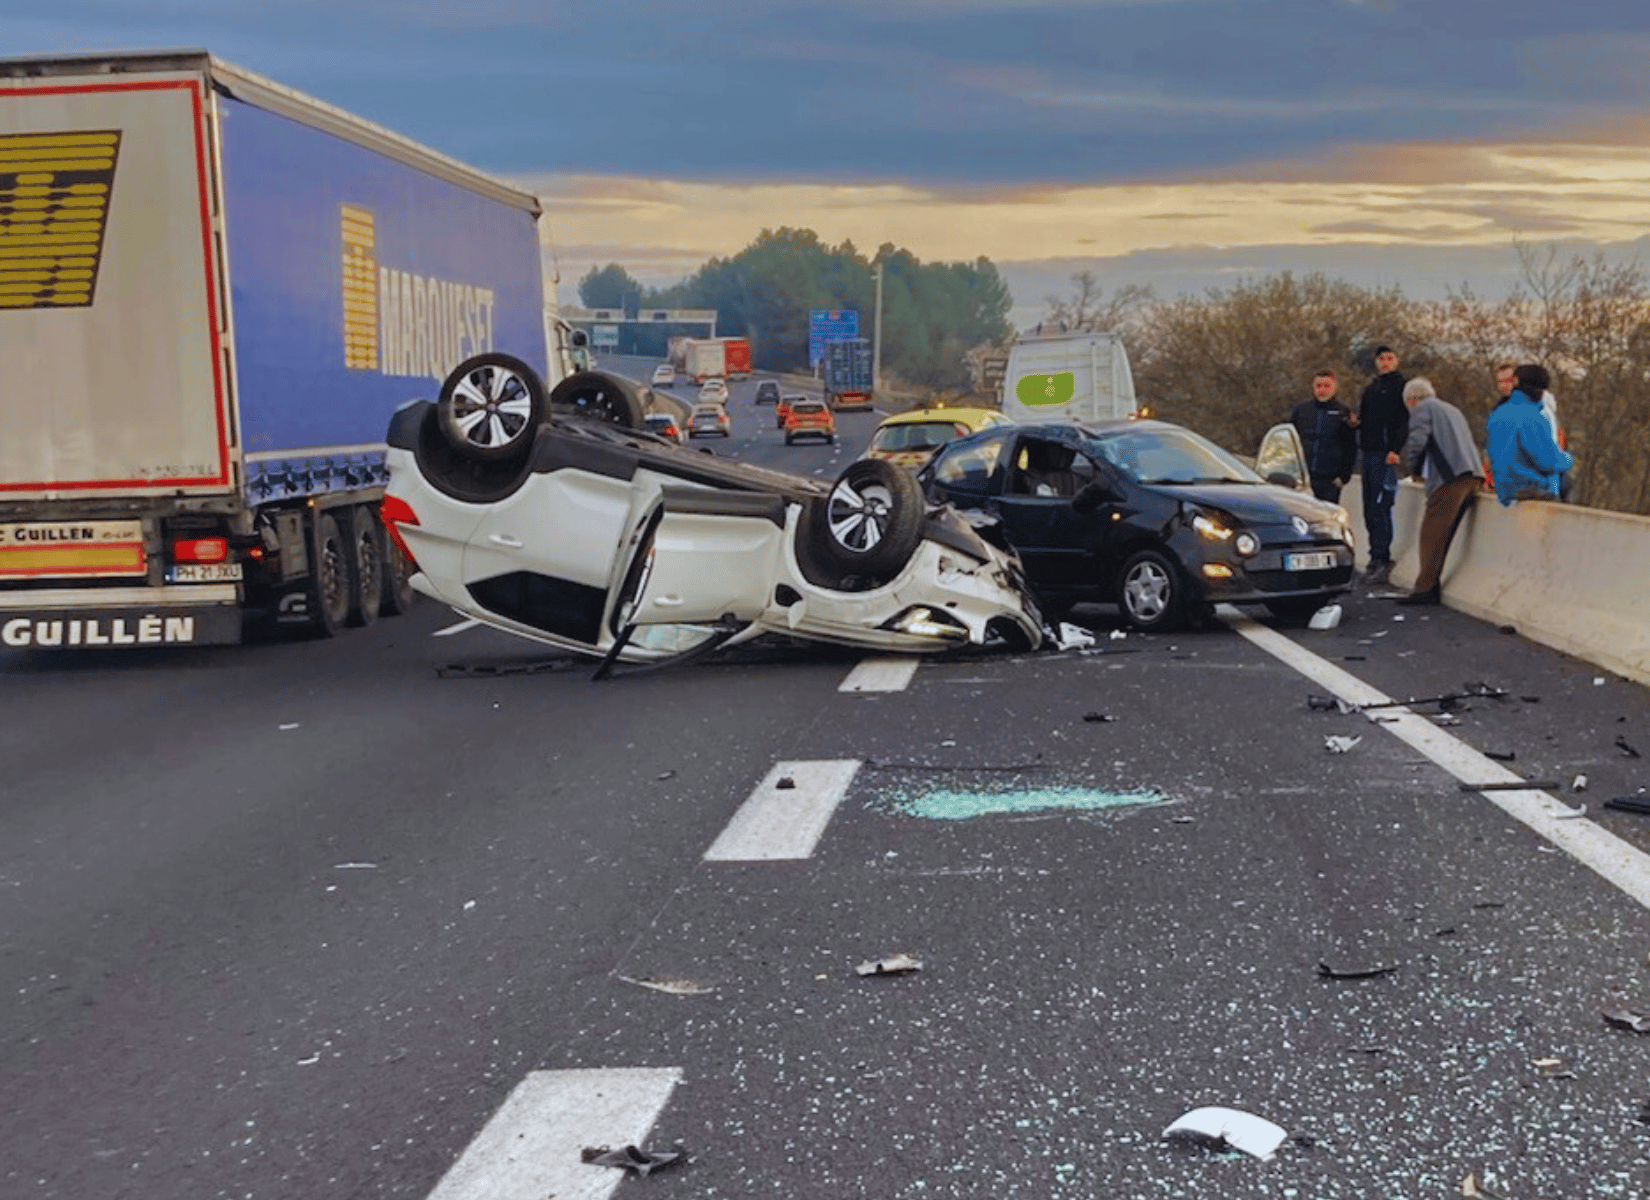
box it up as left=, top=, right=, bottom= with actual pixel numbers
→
left=547, top=370, right=645, bottom=429
left=1117, top=549, right=1187, bottom=632
left=437, top=353, right=545, bottom=462
left=807, top=459, right=924, bottom=581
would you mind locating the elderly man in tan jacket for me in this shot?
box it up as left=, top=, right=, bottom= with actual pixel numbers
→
left=1394, top=377, right=1484, bottom=606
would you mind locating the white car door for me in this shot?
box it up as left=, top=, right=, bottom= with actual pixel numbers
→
left=458, top=467, right=645, bottom=647
left=619, top=485, right=787, bottom=628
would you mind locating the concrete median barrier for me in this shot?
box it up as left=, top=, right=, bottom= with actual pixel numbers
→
left=1343, top=479, right=1650, bottom=687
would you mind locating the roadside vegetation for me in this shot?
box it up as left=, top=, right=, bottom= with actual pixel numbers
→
left=1040, top=247, right=1650, bottom=517
left=576, top=228, right=1013, bottom=393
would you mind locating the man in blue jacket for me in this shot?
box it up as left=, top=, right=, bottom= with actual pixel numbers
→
left=1288, top=370, right=1358, bottom=502
left=1486, top=364, right=1574, bottom=505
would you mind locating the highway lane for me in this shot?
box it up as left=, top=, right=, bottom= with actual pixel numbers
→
left=3, top=378, right=1649, bottom=1198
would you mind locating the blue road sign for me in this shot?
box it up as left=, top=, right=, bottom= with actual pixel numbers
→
left=808, top=309, right=859, bottom=367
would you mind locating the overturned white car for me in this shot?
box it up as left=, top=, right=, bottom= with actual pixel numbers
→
left=382, top=354, right=1043, bottom=669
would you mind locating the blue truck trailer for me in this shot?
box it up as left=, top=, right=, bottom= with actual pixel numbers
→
left=0, top=50, right=548, bottom=647
left=822, top=338, right=874, bottom=412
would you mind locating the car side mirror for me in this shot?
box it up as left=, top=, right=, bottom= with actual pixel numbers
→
left=1072, top=480, right=1120, bottom=514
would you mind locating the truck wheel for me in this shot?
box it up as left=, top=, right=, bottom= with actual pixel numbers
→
left=438, top=353, right=545, bottom=462
left=1117, top=549, right=1187, bottom=632
left=313, top=512, right=353, bottom=636
left=346, top=507, right=383, bottom=627
left=807, top=459, right=924, bottom=582
left=382, top=532, right=418, bottom=615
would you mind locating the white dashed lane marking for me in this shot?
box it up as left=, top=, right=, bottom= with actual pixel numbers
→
left=1225, top=607, right=1650, bottom=911
left=840, top=656, right=920, bottom=693
left=425, top=1068, right=681, bottom=1200
left=704, top=759, right=862, bottom=861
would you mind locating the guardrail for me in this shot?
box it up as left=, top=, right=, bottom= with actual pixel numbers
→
left=1343, top=481, right=1650, bottom=688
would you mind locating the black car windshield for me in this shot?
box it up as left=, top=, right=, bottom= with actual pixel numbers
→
left=1088, top=427, right=1261, bottom=485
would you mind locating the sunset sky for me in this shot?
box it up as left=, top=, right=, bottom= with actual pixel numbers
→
left=11, top=0, right=1650, bottom=325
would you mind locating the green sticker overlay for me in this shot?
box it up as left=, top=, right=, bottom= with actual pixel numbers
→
left=1015, top=372, right=1075, bottom=407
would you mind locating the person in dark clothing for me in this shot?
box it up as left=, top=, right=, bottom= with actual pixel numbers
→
left=1288, top=370, right=1358, bottom=503
left=1357, top=345, right=1409, bottom=585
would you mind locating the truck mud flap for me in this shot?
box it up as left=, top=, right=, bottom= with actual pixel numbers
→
left=0, top=605, right=243, bottom=649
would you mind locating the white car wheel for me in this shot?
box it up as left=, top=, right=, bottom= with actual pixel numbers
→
left=809, top=459, right=924, bottom=581
left=437, top=353, right=545, bottom=462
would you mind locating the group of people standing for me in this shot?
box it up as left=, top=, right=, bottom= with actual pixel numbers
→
left=1286, top=347, right=1574, bottom=606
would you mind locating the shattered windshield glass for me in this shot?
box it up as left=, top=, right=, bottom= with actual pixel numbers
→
left=1089, top=427, right=1261, bottom=486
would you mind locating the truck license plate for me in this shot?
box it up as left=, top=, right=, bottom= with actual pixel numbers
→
left=1284, top=551, right=1337, bottom=571
left=170, top=563, right=243, bottom=583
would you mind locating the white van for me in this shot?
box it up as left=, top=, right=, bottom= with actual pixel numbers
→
left=999, top=332, right=1137, bottom=424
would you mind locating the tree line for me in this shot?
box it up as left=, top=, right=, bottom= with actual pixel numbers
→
left=576, top=228, right=1013, bottom=392
left=1044, top=248, right=1650, bottom=517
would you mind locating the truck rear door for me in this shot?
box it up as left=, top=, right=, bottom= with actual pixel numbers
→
left=0, top=71, right=231, bottom=503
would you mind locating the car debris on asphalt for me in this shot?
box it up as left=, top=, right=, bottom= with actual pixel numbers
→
left=1317, top=960, right=1400, bottom=980
left=1459, top=780, right=1563, bottom=793
left=1604, top=794, right=1650, bottom=816
left=435, top=658, right=581, bottom=678
left=1532, top=1055, right=1575, bottom=1079
left=856, top=953, right=923, bottom=977
left=616, top=975, right=716, bottom=997
left=1573, top=774, right=1590, bottom=793
left=1602, top=1008, right=1650, bottom=1033
left=1616, top=736, right=1642, bottom=759
left=581, top=1144, right=685, bottom=1177
left=1161, top=1106, right=1287, bottom=1161
left=1082, top=711, right=1117, bottom=723
left=1460, top=1171, right=1507, bottom=1198
left=1054, top=622, right=1098, bottom=650
left=1324, top=735, right=1362, bottom=754
left=1307, top=603, right=1342, bottom=629
left=1484, top=750, right=1516, bottom=762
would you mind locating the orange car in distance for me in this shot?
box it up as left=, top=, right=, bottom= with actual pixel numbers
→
left=783, top=397, right=837, bottom=445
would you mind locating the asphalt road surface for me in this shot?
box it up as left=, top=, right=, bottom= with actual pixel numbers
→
left=4, top=366, right=1649, bottom=1199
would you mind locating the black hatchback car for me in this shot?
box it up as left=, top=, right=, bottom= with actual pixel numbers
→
left=919, top=419, right=1355, bottom=630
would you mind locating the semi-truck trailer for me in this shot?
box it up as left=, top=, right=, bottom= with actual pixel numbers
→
left=680, top=336, right=752, bottom=382
left=822, top=339, right=874, bottom=411
left=0, top=49, right=549, bottom=648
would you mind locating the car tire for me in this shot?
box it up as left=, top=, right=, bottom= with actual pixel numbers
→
left=808, top=459, right=924, bottom=581
left=312, top=511, right=353, bottom=637
left=547, top=370, right=645, bottom=429
left=345, top=506, right=383, bottom=627
left=1117, top=549, right=1187, bottom=632
left=1263, top=595, right=1326, bottom=623
left=437, top=352, right=546, bottom=462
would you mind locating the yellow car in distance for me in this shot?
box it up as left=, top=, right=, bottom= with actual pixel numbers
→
left=862, top=405, right=1015, bottom=470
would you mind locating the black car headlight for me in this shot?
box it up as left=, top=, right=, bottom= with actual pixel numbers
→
left=1186, top=504, right=1244, bottom=546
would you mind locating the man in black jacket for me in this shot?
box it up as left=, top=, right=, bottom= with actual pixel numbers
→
left=1357, top=345, right=1409, bottom=584
left=1288, top=369, right=1358, bottom=502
